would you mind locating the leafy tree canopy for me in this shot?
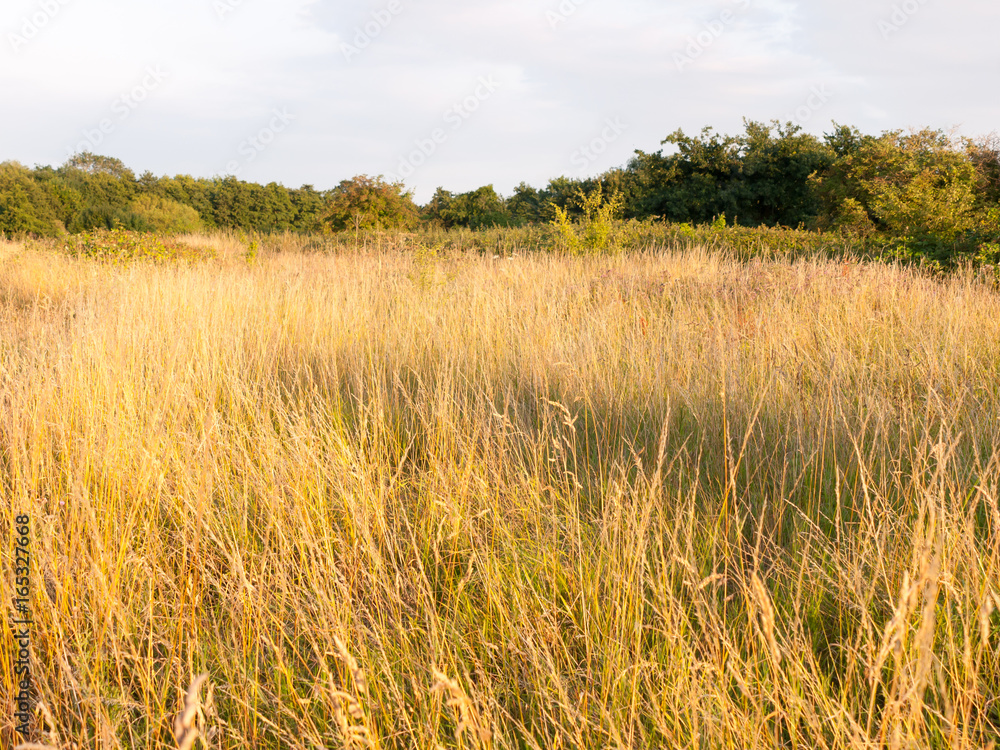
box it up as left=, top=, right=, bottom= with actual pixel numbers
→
left=322, top=175, right=419, bottom=232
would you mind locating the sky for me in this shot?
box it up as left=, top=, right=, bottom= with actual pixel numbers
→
left=1, top=0, right=997, bottom=204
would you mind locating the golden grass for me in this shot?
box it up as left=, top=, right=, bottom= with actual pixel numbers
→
left=2, top=234, right=1000, bottom=748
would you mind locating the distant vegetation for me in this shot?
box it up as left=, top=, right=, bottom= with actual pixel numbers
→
left=2, top=120, right=999, bottom=267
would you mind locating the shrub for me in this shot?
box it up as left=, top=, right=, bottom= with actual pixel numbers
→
left=550, top=185, right=624, bottom=254
left=62, top=228, right=216, bottom=263
left=131, top=194, right=203, bottom=234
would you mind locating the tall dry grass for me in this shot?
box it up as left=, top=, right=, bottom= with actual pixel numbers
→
left=1, top=233, right=1000, bottom=748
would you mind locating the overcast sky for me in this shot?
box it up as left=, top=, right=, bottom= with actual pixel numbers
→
left=2, top=0, right=997, bottom=203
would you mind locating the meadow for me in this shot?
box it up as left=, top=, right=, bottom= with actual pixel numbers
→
left=2, top=231, right=1000, bottom=749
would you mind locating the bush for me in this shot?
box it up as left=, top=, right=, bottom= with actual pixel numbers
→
left=550, top=185, right=624, bottom=254
left=62, top=229, right=216, bottom=263
left=131, top=195, right=203, bottom=234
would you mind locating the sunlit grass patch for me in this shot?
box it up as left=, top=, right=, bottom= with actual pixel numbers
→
left=1, top=239, right=1000, bottom=748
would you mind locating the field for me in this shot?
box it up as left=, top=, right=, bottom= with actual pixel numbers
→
left=2, top=233, right=1000, bottom=749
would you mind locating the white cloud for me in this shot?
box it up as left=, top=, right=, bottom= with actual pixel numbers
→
left=0, top=0, right=996, bottom=202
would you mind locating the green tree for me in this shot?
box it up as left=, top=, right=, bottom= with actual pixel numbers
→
left=321, top=175, right=419, bottom=232
left=433, top=185, right=512, bottom=229
left=252, top=182, right=296, bottom=233
left=739, top=120, right=833, bottom=227
left=57, top=152, right=144, bottom=231
left=0, top=162, right=61, bottom=236
left=623, top=120, right=833, bottom=227
left=154, top=175, right=216, bottom=227
left=65, top=152, right=134, bottom=179
left=208, top=176, right=256, bottom=230
left=627, top=126, right=742, bottom=223
left=812, top=128, right=983, bottom=261
left=289, top=184, right=328, bottom=232
left=30, top=164, right=83, bottom=229
left=539, top=176, right=592, bottom=222
left=506, top=182, right=544, bottom=224
left=965, top=134, right=1000, bottom=206
left=423, top=187, right=455, bottom=227
left=60, top=152, right=137, bottom=206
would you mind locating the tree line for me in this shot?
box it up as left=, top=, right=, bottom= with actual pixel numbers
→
left=3, top=120, right=999, bottom=263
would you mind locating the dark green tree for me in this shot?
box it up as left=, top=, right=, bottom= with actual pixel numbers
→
left=422, top=187, right=455, bottom=227
left=208, top=176, right=255, bottom=229
left=740, top=120, right=833, bottom=227
left=506, top=182, right=544, bottom=224
left=289, top=185, right=328, bottom=232
left=627, top=126, right=742, bottom=223
left=539, top=176, right=592, bottom=221
left=57, top=152, right=145, bottom=231
left=434, top=185, right=512, bottom=229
